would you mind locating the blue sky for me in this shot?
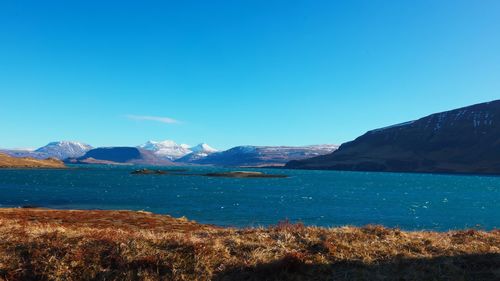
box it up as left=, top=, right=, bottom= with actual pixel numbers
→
left=1, top=1, right=499, bottom=150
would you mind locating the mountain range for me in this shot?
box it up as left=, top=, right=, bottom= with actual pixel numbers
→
left=1, top=140, right=337, bottom=167
left=0, top=141, right=92, bottom=160
left=186, top=145, right=338, bottom=167
left=69, top=144, right=337, bottom=167
left=3, top=100, right=500, bottom=173
left=68, top=147, right=174, bottom=166
left=286, top=100, right=500, bottom=175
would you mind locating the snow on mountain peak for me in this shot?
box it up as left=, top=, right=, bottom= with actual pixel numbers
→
left=139, top=140, right=218, bottom=161
left=34, top=141, right=93, bottom=159
left=190, top=143, right=218, bottom=153
left=138, top=140, right=192, bottom=160
left=140, top=140, right=174, bottom=149
left=174, top=143, right=218, bottom=162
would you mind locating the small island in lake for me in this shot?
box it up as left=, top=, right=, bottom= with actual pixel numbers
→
left=131, top=169, right=288, bottom=178
left=204, top=171, right=288, bottom=178
left=131, top=168, right=170, bottom=175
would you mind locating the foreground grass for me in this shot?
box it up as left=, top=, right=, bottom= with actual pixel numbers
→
left=0, top=209, right=498, bottom=281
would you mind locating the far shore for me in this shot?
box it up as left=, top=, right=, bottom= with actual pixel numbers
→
left=0, top=153, right=67, bottom=169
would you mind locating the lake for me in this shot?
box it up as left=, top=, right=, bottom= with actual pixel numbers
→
left=0, top=165, right=498, bottom=231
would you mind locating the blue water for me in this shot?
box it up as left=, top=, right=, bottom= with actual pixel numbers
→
left=0, top=165, right=498, bottom=231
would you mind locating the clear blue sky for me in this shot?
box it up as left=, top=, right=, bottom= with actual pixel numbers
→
left=1, top=0, right=499, bottom=150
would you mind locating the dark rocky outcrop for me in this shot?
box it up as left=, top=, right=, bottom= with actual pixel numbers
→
left=131, top=169, right=169, bottom=175
left=286, top=100, right=500, bottom=175
left=130, top=169, right=287, bottom=178
left=203, top=171, right=288, bottom=178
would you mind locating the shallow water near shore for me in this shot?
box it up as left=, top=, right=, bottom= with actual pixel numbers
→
left=0, top=165, right=498, bottom=231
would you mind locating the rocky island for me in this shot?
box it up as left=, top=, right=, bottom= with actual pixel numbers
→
left=131, top=168, right=169, bottom=175
left=130, top=169, right=288, bottom=178
left=130, top=168, right=189, bottom=175
left=204, top=171, right=288, bottom=178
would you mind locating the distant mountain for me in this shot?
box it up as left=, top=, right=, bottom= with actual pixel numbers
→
left=69, top=147, right=174, bottom=166
left=138, top=140, right=192, bottom=160
left=286, top=100, right=500, bottom=174
left=190, top=143, right=218, bottom=154
left=187, top=145, right=338, bottom=167
left=139, top=140, right=218, bottom=161
left=35, top=141, right=92, bottom=159
left=0, top=149, right=38, bottom=159
left=175, top=143, right=218, bottom=163
left=1, top=141, right=92, bottom=160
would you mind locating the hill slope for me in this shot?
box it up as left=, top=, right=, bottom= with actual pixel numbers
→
left=70, top=147, right=174, bottom=166
left=0, top=153, right=66, bottom=168
left=287, top=100, right=500, bottom=174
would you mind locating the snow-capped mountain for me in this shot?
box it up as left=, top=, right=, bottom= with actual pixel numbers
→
left=189, top=143, right=218, bottom=154
left=138, top=140, right=217, bottom=161
left=1, top=141, right=92, bottom=160
left=182, top=144, right=338, bottom=166
left=35, top=141, right=93, bottom=159
left=175, top=143, right=218, bottom=162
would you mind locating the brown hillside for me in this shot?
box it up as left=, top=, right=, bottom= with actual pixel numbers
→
left=0, top=208, right=498, bottom=280
left=0, top=153, right=66, bottom=168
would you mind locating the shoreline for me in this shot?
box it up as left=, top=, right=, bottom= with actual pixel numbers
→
left=0, top=153, right=67, bottom=169
left=1, top=206, right=496, bottom=232
left=0, top=208, right=498, bottom=280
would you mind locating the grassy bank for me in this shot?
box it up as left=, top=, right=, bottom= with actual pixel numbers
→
left=0, top=153, right=66, bottom=169
left=0, top=208, right=498, bottom=281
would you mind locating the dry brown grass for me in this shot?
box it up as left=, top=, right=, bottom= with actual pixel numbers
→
left=0, top=153, right=66, bottom=168
left=0, top=208, right=498, bottom=281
